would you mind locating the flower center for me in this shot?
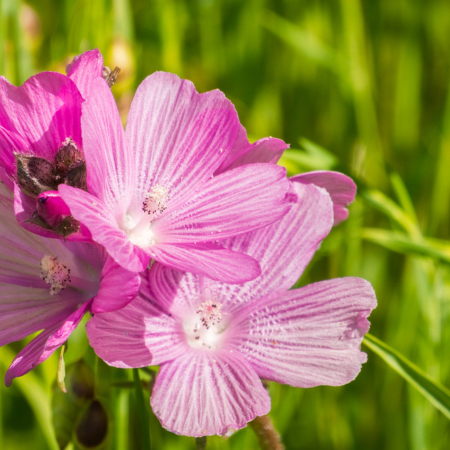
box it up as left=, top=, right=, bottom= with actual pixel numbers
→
left=40, top=255, right=71, bottom=295
left=184, top=300, right=226, bottom=350
left=142, top=185, right=170, bottom=221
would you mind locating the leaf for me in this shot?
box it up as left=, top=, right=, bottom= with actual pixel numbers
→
left=362, top=228, right=450, bottom=264
left=363, top=334, right=450, bottom=420
left=278, top=138, right=338, bottom=175
left=362, top=190, right=420, bottom=237
left=0, top=346, right=59, bottom=450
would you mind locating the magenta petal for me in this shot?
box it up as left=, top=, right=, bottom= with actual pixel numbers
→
left=155, top=163, right=290, bottom=244
left=87, top=292, right=184, bottom=368
left=66, top=49, right=104, bottom=99
left=291, top=171, right=357, bottom=226
left=216, top=125, right=288, bottom=174
left=0, top=126, right=27, bottom=177
left=0, top=72, right=83, bottom=167
left=81, top=77, right=134, bottom=213
left=125, top=71, right=239, bottom=212
left=5, top=299, right=92, bottom=386
left=151, top=350, right=271, bottom=437
left=232, top=278, right=377, bottom=388
left=208, top=182, right=333, bottom=314
left=59, top=185, right=149, bottom=272
left=150, top=243, right=261, bottom=283
left=0, top=283, right=86, bottom=347
left=91, top=256, right=141, bottom=314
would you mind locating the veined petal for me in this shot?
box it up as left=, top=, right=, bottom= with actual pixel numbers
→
left=150, top=243, right=261, bottom=283
left=0, top=183, right=97, bottom=288
left=291, top=171, right=357, bottom=226
left=91, top=256, right=141, bottom=314
left=66, top=49, right=104, bottom=99
left=200, top=182, right=333, bottom=314
left=151, top=350, right=270, bottom=437
left=0, top=283, right=87, bottom=346
left=81, top=77, right=134, bottom=214
left=231, top=278, right=377, bottom=388
left=125, top=72, right=239, bottom=213
left=87, top=291, right=184, bottom=368
left=59, top=185, right=149, bottom=272
left=215, top=124, right=288, bottom=174
left=5, top=299, right=92, bottom=386
left=0, top=72, right=83, bottom=172
left=154, top=163, right=290, bottom=244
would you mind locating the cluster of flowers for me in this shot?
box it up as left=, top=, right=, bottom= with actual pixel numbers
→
left=0, top=49, right=376, bottom=436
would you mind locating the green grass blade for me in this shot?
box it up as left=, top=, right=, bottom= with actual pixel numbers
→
left=362, top=228, right=450, bottom=264
left=0, top=346, right=59, bottom=450
left=261, top=10, right=339, bottom=72
left=133, top=368, right=151, bottom=449
left=362, top=190, right=420, bottom=238
left=363, top=334, right=450, bottom=420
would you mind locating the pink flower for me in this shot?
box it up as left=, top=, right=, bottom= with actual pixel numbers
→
left=216, top=124, right=357, bottom=226
left=86, top=180, right=377, bottom=436
left=58, top=73, right=291, bottom=282
left=0, top=180, right=140, bottom=386
left=0, top=50, right=103, bottom=240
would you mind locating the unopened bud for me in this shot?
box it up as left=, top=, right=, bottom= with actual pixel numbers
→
left=75, top=400, right=108, bottom=448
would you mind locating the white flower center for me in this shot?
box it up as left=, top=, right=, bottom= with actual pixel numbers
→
left=121, top=185, right=170, bottom=249
left=40, top=255, right=71, bottom=295
left=184, top=300, right=226, bottom=350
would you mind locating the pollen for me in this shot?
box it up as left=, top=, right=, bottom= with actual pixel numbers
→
left=196, top=300, right=223, bottom=329
left=40, top=255, right=71, bottom=295
left=142, top=185, right=170, bottom=219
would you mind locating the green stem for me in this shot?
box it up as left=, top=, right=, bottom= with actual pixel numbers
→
left=133, top=368, right=151, bottom=449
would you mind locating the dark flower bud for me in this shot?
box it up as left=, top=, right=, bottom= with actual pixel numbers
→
left=75, top=400, right=108, bottom=448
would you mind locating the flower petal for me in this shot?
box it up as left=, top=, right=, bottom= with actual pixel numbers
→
left=0, top=283, right=86, bottom=346
left=291, top=171, right=357, bottom=225
left=154, top=163, right=290, bottom=244
left=0, top=72, right=83, bottom=173
left=80, top=77, right=134, bottom=214
left=151, top=350, right=271, bottom=436
left=125, top=72, right=239, bottom=213
left=232, top=278, right=377, bottom=387
left=5, top=298, right=92, bottom=386
left=87, top=288, right=184, bottom=368
left=66, top=49, right=104, bottom=99
left=202, top=182, right=333, bottom=314
left=215, top=124, right=288, bottom=174
left=91, top=256, right=141, bottom=314
left=59, top=185, right=149, bottom=272
left=150, top=243, right=261, bottom=283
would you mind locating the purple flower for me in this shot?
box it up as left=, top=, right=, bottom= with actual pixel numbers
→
left=0, top=181, right=140, bottom=386
left=58, top=73, right=291, bottom=282
left=0, top=50, right=103, bottom=240
left=86, top=180, right=377, bottom=436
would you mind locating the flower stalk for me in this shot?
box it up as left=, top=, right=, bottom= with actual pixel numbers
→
left=249, top=414, right=285, bottom=450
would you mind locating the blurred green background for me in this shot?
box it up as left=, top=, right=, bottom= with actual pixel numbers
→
left=1, top=0, right=450, bottom=449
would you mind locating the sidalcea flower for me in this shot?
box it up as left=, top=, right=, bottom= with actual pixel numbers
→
left=87, top=180, right=377, bottom=437
left=0, top=180, right=140, bottom=386
left=58, top=73, right=291, bottom=282
left=0, top=50, right=106, bottom=240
